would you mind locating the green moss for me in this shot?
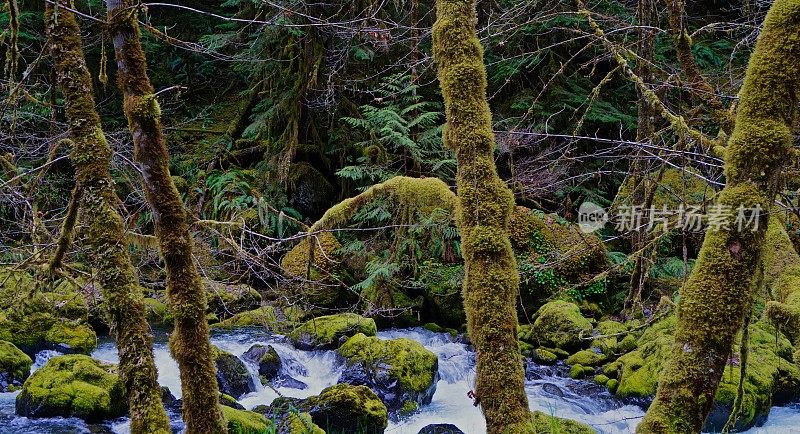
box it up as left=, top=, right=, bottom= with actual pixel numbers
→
left=290, top=313, right=377, bottom=349
left=285, top=412, right=325, bottom=434
left=591, top=320, right=628, bottom=355
left=221, top=405, right=272, bottom=434
left=530, top=411, right=596, bottom=434
left=338, top=332, right=438, bottom=394
left=303, top=383, right=388, bottom=434
left=15, top=355, right=125, bottom=421
left=0, top=340, right=32, bottom=391
left=531, top=348, right=558, bottom=365
left=606, top=379, right=619, bottom=393
left=44, top=322, right=97, bottom=354
left=205, top=280, right=262, bottom=319
left=423, top=323, right=444, bottom=333
left=531, top=301, right=593, bottom=351
left=569, top=364, right=593, bottom=379
left=594, top=374, right=609, bottom=385
left=399, top=400, right=418, bottom=416
left=214, top=306, right=281, bottom=330
left=566, top=350, right=606, bottom=367
left=143, top=298, right=170, bottom=325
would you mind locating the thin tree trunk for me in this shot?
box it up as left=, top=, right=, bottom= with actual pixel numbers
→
left=638, top=1, right=800, bottom=431
left=104, top=1, right=227, bottom=433
left=44, top=2, right=170, bottom=433
left=432, top=1, right=531, bottom=433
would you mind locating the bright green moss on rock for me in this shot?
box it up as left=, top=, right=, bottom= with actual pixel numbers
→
left=211, top=345, right=256, bottom=398
left=44, top=322, right=96, bottom=354
left=614, top=316, right=800, bottom=430
left=214, top=306, right=280, bottom=330
left=302, top=383, right=388, bottom=434
left=15, top=355, right=125, bottom=421
left=290, top=313, right=377, bottom=350
left=530, top=411, right=596, bottom=434
left=281, top=232, right=344, bottom=308
left=221, top=405, right=273, bottom=434
left=205, top=280, right=262, bottom=320
left=566, top=350, right=606, bottom=367
left=284, top=412, right=326, bottom=434
left=338, top=333, right=438, bottom=411
left=569, top=364, right=594, bottom=379
left=531, top=348, right=558, bottom=365
left=0, top=340, right=32, bottom=392
left=591, top=320, right=628, bottom=356
left=531, top=301, right=592, bottom=352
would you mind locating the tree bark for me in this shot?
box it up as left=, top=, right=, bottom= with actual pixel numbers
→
left=44, top=2, right=170, bottom=433
left=104, top=1, right=227, bottom=433
left=638, top=1, right=800, bottom=431
left=432, top=1, right=532, bottom=432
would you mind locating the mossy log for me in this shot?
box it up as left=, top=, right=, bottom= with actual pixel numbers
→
left=432, top=1, right=531, bottom=432
left=638, top=1, right=800, bottom=432
left=44, top=1, right=169, bottom=432
left=762, top=216, right=800, bottom=357
left=104, top=1, right=226, bottom=432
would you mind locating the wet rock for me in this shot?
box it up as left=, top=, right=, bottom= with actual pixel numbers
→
left=417, top=424, right=466, bottom=434
left=15, top=355, right=125, bottom=422
left=242, top=344, right=282, bottom=381
left=212, top=345, right=256, bottom=398
left=530, top=301, right=592, bottom=352
left=541, top=383, right=564, bottom=398
left=0, top=340, right=31, bottom=392
left=337, top=333, right=439, bottom=413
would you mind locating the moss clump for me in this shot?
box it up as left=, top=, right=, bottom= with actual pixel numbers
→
left=591, top=320, right=629, bottom=355
left=221, top=405, right=273, bottom=434
left=606, top=379, right=619, bottom=393
left=338, top=333, right=438, bottom=411
left=569, top=364, right=594, bottom=379
left=530, top=411, right=596, bottom=434
left=531, top=301, right=593, bottom=351
left=531, top=348, right=558, bottom=365
left=281, top=232, right=344, bottom=308
left=284, top=411, right=325, bottom=434
left=302, top=384, right=388, bottom=434
left=44, top=321, right=96, bottom=354
left=594, top=374, right=609, bottom=385
left=289, top=313, right=376, bottom=350
left=143, top=297, right=170, bottom=325
left=0, top=340, right=32, bottom=392
left=15, top=355, right=125, bottom=421
left=566, top=350, right=606, bottom=367
left=214, top=306, right=281, bottom=330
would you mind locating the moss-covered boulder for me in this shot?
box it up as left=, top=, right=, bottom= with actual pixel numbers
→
left=277, top=411, right=326, bottom=434
left=242, top=344, right=282, bottom=383
left=206, top=280, right=262, bottom=319
left=590, top=320, right=630, bottom=355
left=0, top=270, right=97, bottom=355
left=0, top=340, right=32, bottom=392
left=15, top=355, right=125, bottom=421
left=531, top=348, right=558, bottom=365
left=211, top=345, right=256, bottom=398
left=530, top=411, right=596, bottom=433
left=222, top=405, right=273, bottom=434
left=289, top=313, right=377, bottom=350
left=604, top=316, right=800, bottom=431
left=566, top=349, right=606, bottom=367
left=337, top=333, right=439, bottom=412
left=530, top=301, right=592, bottom=352
left=281, top=232, right=345, bottom=309
left=299, top=384, right=388, bottom=434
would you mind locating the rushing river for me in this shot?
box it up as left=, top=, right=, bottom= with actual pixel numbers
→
left=1, top=327, right=798, bottom=434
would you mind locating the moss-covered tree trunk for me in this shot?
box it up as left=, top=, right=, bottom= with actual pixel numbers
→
left=44, top=2, right=170, bottom=433
left=638, top=1, right=800, bottom=432
left=432, top=1, right=532, bottom=432
left=104, top=1, right=227, bottom=433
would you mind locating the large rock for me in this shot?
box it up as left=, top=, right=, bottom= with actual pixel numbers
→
left=205, top=280, right=262, bottom=320
left=417, top=424, right=466, bottom=434
left=289, top=313, right=377, bottom=350
left=242, top=344, right=281, bottom=382
left=604, top=317, right=800, bottom=431
left=0, top=340, right=32, bottom=392
left=212, top=345, right=256, bottom=398
left=530, top=301, right=592, bottom=352
left=271, top=383, right=388, bottom=434
left=15, top=355, right=125, bottom=421
left=337, top=333, right=438, bottom=412
left=0, top=269, right=97, bottom=354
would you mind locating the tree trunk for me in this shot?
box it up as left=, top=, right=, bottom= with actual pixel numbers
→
left=44, top=2, right=170, bottom=433
left=104, top=1, right=227, bottom=433
left=638, top=1, right=800, bottom=431
left=432, top=1, right=532, bottom=433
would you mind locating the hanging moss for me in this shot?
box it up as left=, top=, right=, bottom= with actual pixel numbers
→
left=638, top=1, right=800, bottom=431
left=105, top=1, right=226, bottom=432
left=761, top=217, right=800, bottom=353
left=432, top=1, right=531, bottom=431
left=44, top=3, right=169, bottom=431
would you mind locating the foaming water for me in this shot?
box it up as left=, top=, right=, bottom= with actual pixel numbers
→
left=1, top=326, right=798, bottom=433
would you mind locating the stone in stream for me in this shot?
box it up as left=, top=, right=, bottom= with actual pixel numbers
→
left=211, top=345, right=256, bottom=398
left=417, top=424, right=466, bottom=434
left=0, top=340, right=32, bottom=392
left=336, top=333, right=439, bottom=414
left=242, top=343, right=282, bottom=381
